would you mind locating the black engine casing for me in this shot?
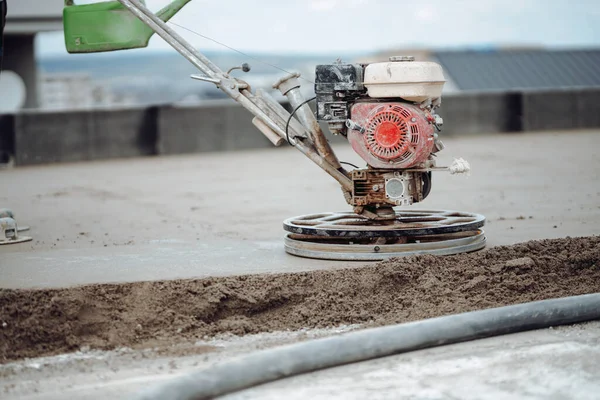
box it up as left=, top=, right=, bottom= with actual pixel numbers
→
left=314, top=63, right=366, bottom=124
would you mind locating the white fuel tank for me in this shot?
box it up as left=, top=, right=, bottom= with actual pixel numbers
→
left=363, top=56, right=445, bottom=102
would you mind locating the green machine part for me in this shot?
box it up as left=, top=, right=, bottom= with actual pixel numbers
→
left=63, top=0, right=192, bottom=53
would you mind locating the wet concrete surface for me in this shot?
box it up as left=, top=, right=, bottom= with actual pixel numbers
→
left=1, top=129, right=599, bottom=289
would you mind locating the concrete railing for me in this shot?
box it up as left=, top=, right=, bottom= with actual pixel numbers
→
left=1, top=88, right=599, bottom=166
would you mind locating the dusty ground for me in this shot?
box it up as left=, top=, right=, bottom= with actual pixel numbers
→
left=0, top=325, right=364, bottom=399
left=220, top=321, right=600, bottom=400
left=1, top=322, right=599, bottom=399
left=2, top=236, right=598, bottom=363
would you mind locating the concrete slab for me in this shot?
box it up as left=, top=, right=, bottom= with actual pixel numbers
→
left=0, top=240, right=357, bottom=289
left=1, top=129, right=599, bottom=289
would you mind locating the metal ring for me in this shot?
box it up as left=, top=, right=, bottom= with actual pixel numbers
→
left=284, top=230, right=487, bottom=261
left=283, top=210, right=486, bottom=238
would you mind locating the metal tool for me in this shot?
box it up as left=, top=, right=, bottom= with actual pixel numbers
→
left=283, top=210, right=486, bottom=260
left=62, top=0, right=485, bottom=259
left=0, top=217, right=32, bottom=245
left=0, top=208, right=29, bottom=230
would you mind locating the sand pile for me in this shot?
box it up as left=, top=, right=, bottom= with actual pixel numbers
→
left=1, top=236, right=598, bottom=362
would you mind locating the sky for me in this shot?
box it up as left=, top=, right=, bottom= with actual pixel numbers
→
left=38, top=0, right=600, bottom=57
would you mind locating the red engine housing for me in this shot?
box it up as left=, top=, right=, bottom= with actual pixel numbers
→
left=348, top=102, right=435, bottom=169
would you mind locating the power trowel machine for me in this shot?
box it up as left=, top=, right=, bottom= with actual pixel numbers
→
left=62, top=0, right=486, bottom=260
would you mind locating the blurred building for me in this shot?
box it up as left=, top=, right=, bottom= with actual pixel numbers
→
left=40, top=73, right=96, bottom=109
left=435, top=49, right=600, bottom=93
left=40, top=73, right=137, bottom=110
left=3, top=0, right=63, bottom=109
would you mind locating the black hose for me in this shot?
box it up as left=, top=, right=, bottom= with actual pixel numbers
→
left=339, top=161, right=359, bottom=169
left=285, top=96, right=316, bottom=147
left=137, top=293, right=600, bottom=400
left=422, top=171, right=432, bottom=200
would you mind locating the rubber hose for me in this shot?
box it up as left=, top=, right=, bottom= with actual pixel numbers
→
left=137, top=293, right=600, bottom=400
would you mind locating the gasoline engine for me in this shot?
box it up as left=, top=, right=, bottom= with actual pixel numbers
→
left=314, top=56, right=447, bottom=219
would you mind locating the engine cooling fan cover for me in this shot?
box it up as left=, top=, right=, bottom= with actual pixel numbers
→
left=364, top=106, right=411, bottom=160
left=348, top=102, right=435, bottom=169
